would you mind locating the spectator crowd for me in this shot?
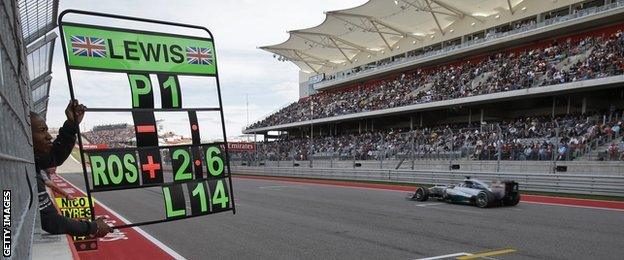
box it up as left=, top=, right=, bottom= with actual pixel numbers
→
left=247, top=31, right=624, bottom=129
left=82, top=123, right=135, bottom=148
left=254, top=112, right=623, bottom=162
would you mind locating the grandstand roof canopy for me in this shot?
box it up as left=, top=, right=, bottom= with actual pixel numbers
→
left=260, top=0, right=562, bottom=74
left=18, top=0, right=59, bottom=118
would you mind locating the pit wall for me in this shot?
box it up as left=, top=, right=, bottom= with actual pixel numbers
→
left=235, top=159, right=624, bottom=176
left=0, top=1, right=38, bottom=259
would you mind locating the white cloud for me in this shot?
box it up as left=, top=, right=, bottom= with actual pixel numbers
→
left=47, top=0, right=368, bottom=139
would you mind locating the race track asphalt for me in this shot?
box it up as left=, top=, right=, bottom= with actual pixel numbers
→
left=60, top=172, right=624, bottom=260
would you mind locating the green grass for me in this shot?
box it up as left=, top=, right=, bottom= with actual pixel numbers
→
left=232, top=173, right=624, bottom=202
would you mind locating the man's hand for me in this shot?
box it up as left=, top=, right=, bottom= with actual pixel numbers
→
left=93, top=217, right=113, bottom=238
left=65, top=100, right=87, bottom=124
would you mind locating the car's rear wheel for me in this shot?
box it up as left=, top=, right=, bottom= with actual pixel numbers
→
left=503, top=194, right=521, bottom=206
left=414, top=187, right=429, bottom=201
left=476, top=191, right=493, bottom=208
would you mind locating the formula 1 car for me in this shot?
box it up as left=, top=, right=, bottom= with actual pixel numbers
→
left=409, top=177, right=520, bottom=208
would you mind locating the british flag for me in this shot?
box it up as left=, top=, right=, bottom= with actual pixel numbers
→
left=71, top=36, right=107, bottom=58
left=186, top=47, right=213, bottom=65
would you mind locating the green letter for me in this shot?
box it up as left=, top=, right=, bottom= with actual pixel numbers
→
left=123, top=153, right=138, bottom=183
left=129, top=74, right=152, bottom=107
left=90, top=155, right=108, bottom=187
left=107, top=154, right=123, bottom=185
left=163, top=187, right=185, bottom=218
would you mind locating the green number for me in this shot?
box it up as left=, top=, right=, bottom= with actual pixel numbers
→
left=162, top=76, right=179, bottom=108
left=206, top=146, right=224, bottom=176
left=173, top=149, right=192, bottom=181
left=212, top=180, right=229, bottom=209
left=191, top=182, right=208, bottom=213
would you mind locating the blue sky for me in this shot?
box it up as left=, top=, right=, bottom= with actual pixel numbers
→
left=47, top=0, right=367, bottom=140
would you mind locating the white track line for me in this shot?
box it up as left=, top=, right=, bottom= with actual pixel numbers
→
left=58, top=174, right=187, bottom=260
left=69, top=153, right=80, bottom=164
left=414, top=203, right=445, bottom=207
left=415, top=252, right=471, bottom=259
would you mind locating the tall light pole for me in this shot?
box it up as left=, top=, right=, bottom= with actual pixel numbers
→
left=246, top=93, right=250, bottom=142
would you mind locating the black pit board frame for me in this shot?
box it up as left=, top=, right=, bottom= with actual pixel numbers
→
left=58, top=9, right=235, bottom=229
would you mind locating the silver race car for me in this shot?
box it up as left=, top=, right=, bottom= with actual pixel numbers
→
left=410, top=177, right=520, bottom=208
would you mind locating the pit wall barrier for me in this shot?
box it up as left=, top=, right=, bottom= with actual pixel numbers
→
left=0, top=1, right=38, bottom=259
left=231, top=166, right=624, bottom=197
left=235, top=159, right=624, bottom=176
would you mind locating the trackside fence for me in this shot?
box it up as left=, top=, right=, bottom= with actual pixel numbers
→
left=231, top=166, right=624, bottom=197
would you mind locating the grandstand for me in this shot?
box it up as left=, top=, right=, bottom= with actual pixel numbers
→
left=83, top=123, right=135, bottom=148
left=243, top=0, right=624, bottom=174
left=81, top=123, right=196, bottom=148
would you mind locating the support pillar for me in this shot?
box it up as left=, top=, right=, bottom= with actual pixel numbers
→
left=567, top=96, right=571, bottom=114
left=551, top=97, right=556, bottom=118
left=309, top=123, right=313, bottom=167
left=480, top=109, right=484, bottom=124
left=253, top=133, right=257, bottom=166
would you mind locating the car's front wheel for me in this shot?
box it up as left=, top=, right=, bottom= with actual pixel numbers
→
left=476, top=191, right=494, bottom=208
left=414, top=187, right=429, bottom=201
